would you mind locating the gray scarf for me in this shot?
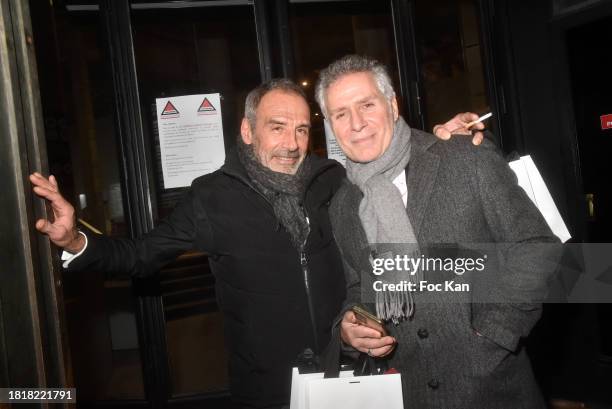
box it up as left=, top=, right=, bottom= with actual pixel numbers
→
left=345, top=117, right=419, bottom=323
left=237, top=140, right=311, bottom=251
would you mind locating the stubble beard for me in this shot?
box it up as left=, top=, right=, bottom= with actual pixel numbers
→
left=252, top=138, right=304, bottom=175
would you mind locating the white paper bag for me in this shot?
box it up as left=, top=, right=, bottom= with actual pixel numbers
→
left=509, top=155, right=571, bottom=243
left=290, top=367, right=403, bottom=409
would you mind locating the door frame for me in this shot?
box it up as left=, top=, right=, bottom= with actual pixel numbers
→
left=548, top=1, right=612, bottom=243
left=0, top=0, right=71, bottom=405
left=51, top=0, right=486, bottom=406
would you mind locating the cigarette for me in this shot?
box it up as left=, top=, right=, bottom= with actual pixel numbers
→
left=465, top=112, right=493, bottom=129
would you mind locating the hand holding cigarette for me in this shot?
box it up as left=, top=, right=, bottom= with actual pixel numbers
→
left=461, top=112, right=493, bottom=131
left=433, top=112, right=491, bottom=145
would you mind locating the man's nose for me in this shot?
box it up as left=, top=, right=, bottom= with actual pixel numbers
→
left=350, top=108, right=366, bottom=132
left=281, top=129, right=299, bottom=150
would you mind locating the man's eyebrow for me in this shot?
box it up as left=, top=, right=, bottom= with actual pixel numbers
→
left=266, top=118, right=288, bottom=126
left=329, top=106, right=347, bottom=115
left=357, top=95, right=376, bottom=102
left=356, top=95, right=376, bottom=104
left=266, top=118, right=311, bottom=129
left=329, top=95, right=377, bottom=115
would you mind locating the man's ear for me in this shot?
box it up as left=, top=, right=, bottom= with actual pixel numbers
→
left=391, top=95, right=399, bottom=121
left=240, top=118, right=253, bottom=145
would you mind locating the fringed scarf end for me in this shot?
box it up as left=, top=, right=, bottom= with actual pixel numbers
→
left=375, top=287, right=415, bottom=325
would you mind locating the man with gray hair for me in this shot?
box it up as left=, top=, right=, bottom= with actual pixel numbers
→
left=316, top=55, right=559, bottom=408
left=30, top=76, right=482, bottom=408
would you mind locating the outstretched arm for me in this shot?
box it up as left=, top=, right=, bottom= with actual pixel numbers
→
left=30, top=172, right=201, bottom=277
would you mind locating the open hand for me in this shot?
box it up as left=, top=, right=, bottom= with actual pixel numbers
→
left=30, top=172, right=84, bottom=253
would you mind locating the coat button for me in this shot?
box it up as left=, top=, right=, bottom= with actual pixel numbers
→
left=417, top=328, right=429, bottom=339
left=427, top=379, right=440, bottom=390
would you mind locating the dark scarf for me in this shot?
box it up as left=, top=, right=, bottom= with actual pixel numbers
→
left=237, top=140, right=311, bottom=251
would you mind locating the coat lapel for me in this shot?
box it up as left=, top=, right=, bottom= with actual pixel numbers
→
left=335, top=183, right=372, bottom=270
left=343, top=184, right=369, bottom=246
left=406, top=130, right=440, bottom=238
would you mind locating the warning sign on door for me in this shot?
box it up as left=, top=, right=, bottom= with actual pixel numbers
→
left=156, top=93, right=225, bottom=189
left=198, top=97, right=217, bottom=114
left=161, top=101, right=180, bottom=118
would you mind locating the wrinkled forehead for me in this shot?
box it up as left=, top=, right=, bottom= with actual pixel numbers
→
left=326, top=72, right=384, bottom=107
left=256, top=90, right=311, bottom=123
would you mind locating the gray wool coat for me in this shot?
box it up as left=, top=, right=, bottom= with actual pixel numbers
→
left=329, top=128, right=560, bottom=409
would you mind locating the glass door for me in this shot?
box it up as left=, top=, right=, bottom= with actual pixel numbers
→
left=129, top=1, right=262, bottom=399
left=288, top=0, right=402, bottom=156
left=29, top=0, right=146, bottom=402
left=31, top=0, right=264, bottom=407
left=282, top=0, right=491, bottom=153
left=30, top=0, right=496, bottom=407
left=413, top=0, right=491, bottom=132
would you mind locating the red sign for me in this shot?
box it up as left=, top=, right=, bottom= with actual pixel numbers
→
left=161, top=100, right=179, bottom=118
left=601, top=114, right=612, bottom=130
left=198, top=97, right=216, bottom=112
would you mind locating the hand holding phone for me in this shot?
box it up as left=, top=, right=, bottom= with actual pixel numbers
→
left=351, top=305, right=387, bottom=337
left=341, top=306, right=396, bottom=358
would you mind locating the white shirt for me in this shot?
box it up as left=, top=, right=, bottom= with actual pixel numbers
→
left=392, top=170, right=408, bottom=207
left=60, top=231, right=88, bottom=268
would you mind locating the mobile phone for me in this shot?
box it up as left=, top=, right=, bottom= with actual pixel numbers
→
left=351, top=305, right=387, bottom=337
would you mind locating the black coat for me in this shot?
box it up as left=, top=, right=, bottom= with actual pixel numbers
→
left=68, top=150, right=347, bottom=407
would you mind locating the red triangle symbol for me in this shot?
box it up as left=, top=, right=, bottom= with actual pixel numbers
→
left=198, top=98, right=216, bottom=112
left=161, top=101, right=179, bottom=116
